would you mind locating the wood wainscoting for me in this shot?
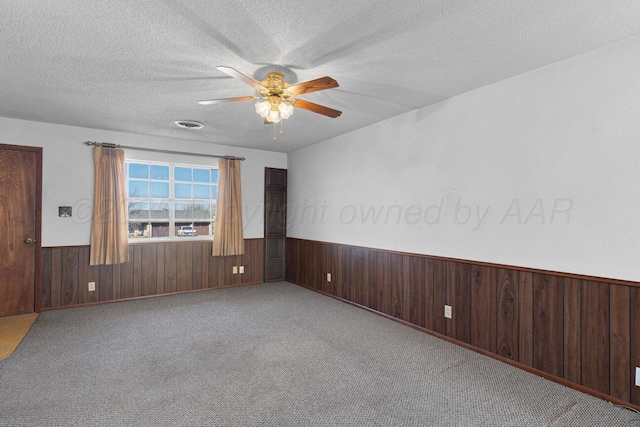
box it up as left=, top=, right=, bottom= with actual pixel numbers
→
left=286, top=237, right=640, bottom=408
left=40, top=238, right=263, bottom=310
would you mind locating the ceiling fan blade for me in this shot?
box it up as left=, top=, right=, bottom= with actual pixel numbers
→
left=198, top=96, right=256, bottom=105
left=294, top=99, right=342, bottom=118
left=287, top=76, right=339, bottom=95
left=216, top=66, right=266, bottom=91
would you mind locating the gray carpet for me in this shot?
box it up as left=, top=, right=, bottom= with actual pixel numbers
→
left=0, top=282, right=638, bottom=426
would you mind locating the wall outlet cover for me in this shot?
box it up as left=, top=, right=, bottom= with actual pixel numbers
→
left=232, top=266, right=238, bottom=274
left=636, top=367, right=640, bottom=387
left=327, top=273, right=332, bottom=282
left=444, top=305, right=452, bottom=319
left=88, top=282, right=96, bottom=292
left=239, top=266, right=244, bottom=274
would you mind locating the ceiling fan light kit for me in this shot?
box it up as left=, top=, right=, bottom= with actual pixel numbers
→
left=199, top=66, right=341, bottom=140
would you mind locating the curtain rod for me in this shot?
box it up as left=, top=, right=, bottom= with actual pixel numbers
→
left=84, top=141, right=245, bottom=161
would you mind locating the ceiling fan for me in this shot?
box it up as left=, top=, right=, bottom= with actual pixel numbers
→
left=199, top=66, right=341, bottom=137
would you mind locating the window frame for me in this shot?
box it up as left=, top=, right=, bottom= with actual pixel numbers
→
left=125, top=160, right=218, bottom=242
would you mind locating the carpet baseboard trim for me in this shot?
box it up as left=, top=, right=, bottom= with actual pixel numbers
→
left=39, top=281, right=264, bottom=312
left=287, top=279, right=640, bottom=413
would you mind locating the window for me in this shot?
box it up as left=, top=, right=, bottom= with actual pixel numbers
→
left=126, top=161, right=218, bottom=239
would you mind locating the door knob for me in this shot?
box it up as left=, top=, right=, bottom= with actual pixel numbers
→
left=24, top=237, right=34, bottom=244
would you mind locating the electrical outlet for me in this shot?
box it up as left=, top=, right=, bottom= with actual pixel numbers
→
left=232, top=266, right=238, bottom=274
left=327, top=273, right=332, bottom=282
left=88, top=282, right=96, bottom=292
left=636, top=367, right=640, bottom=387
left=239, top=266, right=244, bottom=274
left=444, top=305, right=452, bottom=319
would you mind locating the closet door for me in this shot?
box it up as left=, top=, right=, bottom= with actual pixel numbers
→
left=264, top=168, right=286, bottom=282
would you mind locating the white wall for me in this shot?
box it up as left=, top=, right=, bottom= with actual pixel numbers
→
left=0, top=117, right=287, bottom=246
left=288, top=35, right=640, bottom=282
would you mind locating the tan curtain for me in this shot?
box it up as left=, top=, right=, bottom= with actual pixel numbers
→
left=89, top=146, right=129, bottom=265
left=212, top=159, right=244, bottom=256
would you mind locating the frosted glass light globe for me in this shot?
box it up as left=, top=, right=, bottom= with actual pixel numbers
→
left=278, top=103, right=294, bottom=119
left=254, top=101, right=270, bottom=118
left=267, top=110, right=281, bottom=124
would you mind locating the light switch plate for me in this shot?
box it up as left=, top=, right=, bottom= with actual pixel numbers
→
left=327, top=273, right=332, bottom=282
left=635, top=367, right=640, bottom=387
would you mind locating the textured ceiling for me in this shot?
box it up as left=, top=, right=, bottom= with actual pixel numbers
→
left=1, top=1, right=640, bottom=153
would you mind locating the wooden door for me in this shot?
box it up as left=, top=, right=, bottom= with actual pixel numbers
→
left=0, top=144, right=42, bottom=316
left=264, top=168, right=286, bottom=282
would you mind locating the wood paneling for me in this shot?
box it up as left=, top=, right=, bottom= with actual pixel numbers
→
left=365, top=249, right=377, bottom=310
left=518, top=272, right=534, bottom=366
left=132, top=245, right=142, bottom=297
left=177, top=242, right=193, bottom=292
left=41, top=239, right=263, bottom=309
left=338, top=245, right=350, bottom=301
left=432, top=259, right=447, bottom=336
left=164, top=243, right=178, bottom=294
left=563, top=278, right=581, bottom=384
left=78, top=246, right=99, bottom=305
left=532, top=274, right=563, bottom=377
left=424, top=259, right=434, bottom=331
left=155, top=243, right=165, bottom=295
left=581, top=280, right=610, bottom=394
left=140, top=244, right=157, bottom=296
left=111, top=264, right=122, bottom=301
left=303, top=240, right=319, bottom=290
left=350, top=247, right=367, bottom=306
left=243, top=239, right=264, bottom=285
left=328, top=244, right=342, bottom=297
left=120, top=246, right=134, bottom=299
left=407, top=256, right=426, bottom=328
left=374, top=251, right=390, bottom=313
left=497, top=268, right=518, bottom=360
left=284, top=237, right=640, bottom=409
left=208, top=251, right=222, bottom=288
left=98, top=263, right=112, bottom=302
left=60, top=247, right=79, bottom=306
left=445, top=261, right=456, bottom=339
left=471, top=265, right=496, bottom=353
left=40, top=248, right=52, bottom=308
left=190, top=241, right=205, bottom=291
left=454, top=262, right=471, bottom=344
left=610, top=284, right=630, bottom=402
left=389, top=253, right=404, bottom=320
left=630, top=287, right=640, bottom=406
left=285, top=238, right=301, bottom=286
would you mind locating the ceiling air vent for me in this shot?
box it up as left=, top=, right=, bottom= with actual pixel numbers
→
left=174, top=120, right=204, bottom=129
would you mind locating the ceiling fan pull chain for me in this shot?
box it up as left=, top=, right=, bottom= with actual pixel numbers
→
left=280, top=119, right=283, bottom=135
left=273, top=123, right=277, bottom=140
